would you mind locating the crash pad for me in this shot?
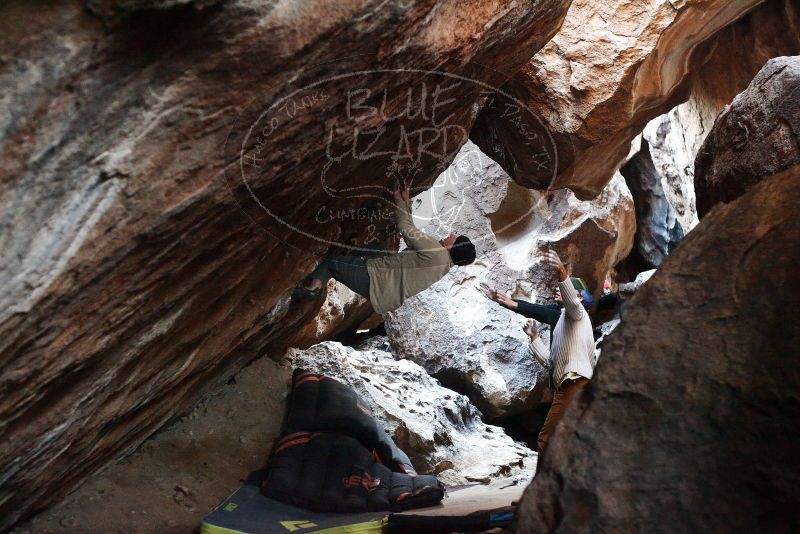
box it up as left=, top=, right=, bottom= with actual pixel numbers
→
left=202, top=482, right=526, bottom=534
left=200, top=484, right=387, bottom=534
left=387, top=482, right=525, bottom=532
left=261, top=370, right=444, bottom=513
left=396, top=482, right=524, bottom=516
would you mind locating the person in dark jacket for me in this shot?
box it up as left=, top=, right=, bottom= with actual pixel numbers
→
left=480, top=251, right=595, bottom=452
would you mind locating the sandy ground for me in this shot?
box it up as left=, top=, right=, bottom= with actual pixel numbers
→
left=12, top=357, right=292, bottom=534
left=12, top=346, right=540, bottom=533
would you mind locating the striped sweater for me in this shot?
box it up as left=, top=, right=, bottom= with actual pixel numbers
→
left=529, top=278, right=596, bottom=387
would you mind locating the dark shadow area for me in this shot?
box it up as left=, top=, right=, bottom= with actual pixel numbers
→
left=433, top=368, right=495, bottom=419
left=333, top=323, right=387, bottom=348
left=490, top=403, right=551, bottom=451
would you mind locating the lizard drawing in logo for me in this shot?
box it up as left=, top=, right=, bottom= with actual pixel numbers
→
left=418, top=146, right=485, bottom=236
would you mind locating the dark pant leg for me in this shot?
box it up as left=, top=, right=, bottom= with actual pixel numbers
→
left=314, top=255, right=371, bottom=297
left=308, top=259, right=333, bottom=286
left=536, top=377, right=589, bottom=453
left=360, top=240, right=390, bottom=258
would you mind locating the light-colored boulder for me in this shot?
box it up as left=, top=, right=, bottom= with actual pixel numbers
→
left=384, top=142, right=634, bottom=418
left=286, top=340, right=535, bottom=486
left=619, top=269, right=657, bottom=295
left=620, top=138, right=685, bottom=269
left=617, top=103, right=704, bottom=276
left=642, top=109, right=701, bottom=232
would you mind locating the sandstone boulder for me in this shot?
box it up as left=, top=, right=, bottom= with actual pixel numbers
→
left=286, top=340, right=535, bottom=486
left=687, top=0, right=800, bottom=134
left=472, top=0, right=768, bottom=197
left=384, top=142, right=633, bottom=418
left=0, top=0, right=570, bottom=527
left=644, top=0, right=800, bottom=218
left=515, top=165, right=800, bottom=532
left=616, top=4, right=800, bottom=273
left=472, top=0, right=800, bottom=201
left=695, top=56, right=800, bottom=216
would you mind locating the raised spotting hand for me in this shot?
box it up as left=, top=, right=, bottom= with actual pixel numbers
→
left=523, top=318, right=539, bottom=340
left=479, top=282, right=518, bottom=310
left=544, top=249, right=568, bottom=282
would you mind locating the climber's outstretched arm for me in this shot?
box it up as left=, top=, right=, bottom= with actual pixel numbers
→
left=392, top=187, right=441, bottom=255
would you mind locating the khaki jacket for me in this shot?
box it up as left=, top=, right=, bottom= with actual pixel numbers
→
left=366, top=200, right=453, bottom=314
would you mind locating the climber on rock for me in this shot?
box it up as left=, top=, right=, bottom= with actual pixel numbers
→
left=293, top=186, right=476, bottom=314
left=481, top=250, right=595, bottom=453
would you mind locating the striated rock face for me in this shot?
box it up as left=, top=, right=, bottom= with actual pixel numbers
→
left=0, top=0, right=571, bottom=527
left=85, top=0, right=222, bottom=19
left=687, top=0, right=800, bottom=129
left=13, top=355, right=292, bottom=534
left=384, top=142, right=633, bottom=418
left=695, top=56, right=800, bottom=216
left=619, top=0, right=800, bottom=265
left=473, top=0, right=800, bottom=199
left=514, top=165, right=800, bottom=532
left=615, top=0, right=800, bottom=272
left=286, top=340, right=535, bottom=486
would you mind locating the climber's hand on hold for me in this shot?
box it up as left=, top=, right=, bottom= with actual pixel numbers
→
left=494, top=292, right=518, bottom=310
left=480, top=283, right=519, bottom=310
left=479, top=282, right=496, bottom=301
left=545, top=250, right=568, bottom=282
